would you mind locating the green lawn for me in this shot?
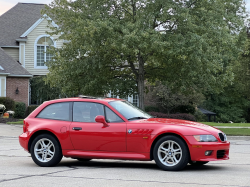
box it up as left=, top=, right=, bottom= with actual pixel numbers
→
left=6, top=120, right=23, bottom=125
left=217, top=128, right=250, bottom=136
left=201, top=122, right=250, bottom=127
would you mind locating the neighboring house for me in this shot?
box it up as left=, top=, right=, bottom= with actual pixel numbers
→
left=0, top=3, right=63, bottom=106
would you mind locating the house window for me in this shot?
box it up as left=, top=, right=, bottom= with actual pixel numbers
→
left=132, top=94, right=139, bottom=106
left=36, top=36, right=54, bottom=67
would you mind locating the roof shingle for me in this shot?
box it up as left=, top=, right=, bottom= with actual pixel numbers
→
left=0, top=3, right=45, bottom=46
left=0, top=48, right=32, bottom=76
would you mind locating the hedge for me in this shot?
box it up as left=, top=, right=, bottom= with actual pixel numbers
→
left=14, top=102, right=26, bottom=118
left=25, top=105, right=39, bottom=117
left=148, top=112, right=196, bottom=121
left=145, top=106, right=160, bottom=112
left=0, top=97, right=15, bottom=111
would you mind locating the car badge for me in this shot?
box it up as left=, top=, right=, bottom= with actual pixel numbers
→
left=128, top=129, right=132, bottom=134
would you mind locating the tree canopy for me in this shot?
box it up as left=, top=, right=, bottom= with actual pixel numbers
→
left=44, top=0, right=247, bottom=109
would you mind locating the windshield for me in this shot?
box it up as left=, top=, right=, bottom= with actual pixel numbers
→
left=109, top=101, right=152, bottom=120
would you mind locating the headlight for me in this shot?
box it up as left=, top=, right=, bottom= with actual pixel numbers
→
left=194, top=135, right=218, bottom=142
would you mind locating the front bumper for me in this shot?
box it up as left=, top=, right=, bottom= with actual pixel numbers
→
left=185, top=135, right=230, bottom=161
left=19, top=132, right=30, bottom=152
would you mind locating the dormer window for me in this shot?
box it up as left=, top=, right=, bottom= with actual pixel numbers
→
left=35, top=36, right=55, bottom=68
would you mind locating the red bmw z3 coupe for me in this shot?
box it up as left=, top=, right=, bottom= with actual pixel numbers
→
left=19, top=96, right=229, bottom=171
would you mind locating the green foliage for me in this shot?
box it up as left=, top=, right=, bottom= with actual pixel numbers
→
left=145, top=106, right=159, bottom=112
left=172, top=105, right=195, bottom=115
left=202, top=31, right=250, bottom=123
left=43, top=0, right=247, bottom=110
left=194, top=110, right=207, bottom=122
left=25, top=105, right=39, bottom=117
left=14, top=102, right=26, bottom=119
left=202, top=93, right=249, bottom=123
left=146, top=82, right=204, bottom=114
left=30, top=76, right=67, bottom=105
left=0, top=97, right=15, bottom=111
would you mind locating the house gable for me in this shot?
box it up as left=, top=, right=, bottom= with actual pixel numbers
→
left=24, top=18, right=63, bottom=75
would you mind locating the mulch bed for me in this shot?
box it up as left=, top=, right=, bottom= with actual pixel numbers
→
left=0, top=118, right=21, bottom=124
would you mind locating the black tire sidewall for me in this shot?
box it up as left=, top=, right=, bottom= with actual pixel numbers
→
left=30, top=134, right=62, bottom=167
left=153, top=135, right=189, bottom=171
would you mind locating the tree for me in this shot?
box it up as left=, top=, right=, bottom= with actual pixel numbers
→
left=146, top=81, right=204, bottom=114
left=44, top=0, right=247, bottom=110
left=202, top=30, right=250, bottom=122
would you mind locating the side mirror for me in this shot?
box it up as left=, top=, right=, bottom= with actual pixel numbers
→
left=95, top=115, right=109, bottom=127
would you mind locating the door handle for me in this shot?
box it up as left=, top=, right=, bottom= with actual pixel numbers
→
left=72, top=127, right=82, bottom=130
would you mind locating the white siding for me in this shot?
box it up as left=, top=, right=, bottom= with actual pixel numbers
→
left=2, top=48, right=19, bottom=61
left=25, top=19, right=63, bottom=75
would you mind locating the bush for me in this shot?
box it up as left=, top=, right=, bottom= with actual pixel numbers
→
left=25, top=105, right=39, bottom=117
left=0, top=97, right=15, bottom=111
left=14, top=102, right=26, bottom=118
left=172, top=105, right=195, bottom=115
left=148, top=112, right=196, bottom=121
left=194, top=110, right=207, bottom=122
left=145, top=106, right=159, bottom=112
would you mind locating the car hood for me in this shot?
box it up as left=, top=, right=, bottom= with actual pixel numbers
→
left=132, top=118, right=219, bottom=132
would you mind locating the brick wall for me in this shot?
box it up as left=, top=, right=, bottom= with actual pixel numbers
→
left=6, top=77, right=29, bottom=107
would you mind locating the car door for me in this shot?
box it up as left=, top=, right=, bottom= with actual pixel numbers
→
left=70, top=102, right=126, bottom=152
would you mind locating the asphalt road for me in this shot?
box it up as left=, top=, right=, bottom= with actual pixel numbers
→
left=0, top=124, right=250, bottom=187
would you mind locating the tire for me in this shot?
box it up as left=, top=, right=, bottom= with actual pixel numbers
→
left=30, top=134, right=63, bottom=167
left=77, top=158, right=91, bottom=162
left=153, top=135, right=189, bottom=171
left=189, top=161, right=209, bottom=165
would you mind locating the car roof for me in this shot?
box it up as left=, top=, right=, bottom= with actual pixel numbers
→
left=42, top=97, right=124, bottom=105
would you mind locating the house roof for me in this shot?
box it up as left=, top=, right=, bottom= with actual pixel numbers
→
left=0, top=48, right=32, bottom=76
left=198, top=107, right=216, bottom=115
left=0, top=3, right=45, bottom=46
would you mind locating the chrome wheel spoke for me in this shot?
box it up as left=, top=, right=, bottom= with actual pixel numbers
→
left=34, top=138, right=55, bottom=163
left=47, top=150, right=54, bottom=157
left=158, top=140, right=182, bottom=167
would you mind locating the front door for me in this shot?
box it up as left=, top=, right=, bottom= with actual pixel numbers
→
left=70, top=102, right=126, bottom=152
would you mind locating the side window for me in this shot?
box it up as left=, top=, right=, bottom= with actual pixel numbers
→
left=105, top=107, right=124, bottom=123
left=73, top=102, right=104, bottom=122
left=37, top=102, right=70, bottom=121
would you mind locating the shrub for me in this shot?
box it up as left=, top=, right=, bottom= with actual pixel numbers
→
left=194, top=110, right=207, bottom=122
left=14, top=102, right=26, bottom=118
left=172, top=105, right=195, bottom=115
left=145, top=106, right=159, bottom=112
left=25, top=105, right=39, bottom=117
left=0, top=97, right=15, bottom=111
left=148, top=112, right=196, bottom=121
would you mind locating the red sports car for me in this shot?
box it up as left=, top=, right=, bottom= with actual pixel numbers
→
left=19, top=96, right=229, bottom=171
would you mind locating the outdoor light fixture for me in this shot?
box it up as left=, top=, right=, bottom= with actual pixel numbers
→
left=15, top=87, right=19, bottom=94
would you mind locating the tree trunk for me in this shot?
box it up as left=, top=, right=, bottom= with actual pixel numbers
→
left=138, top=53, right=145, bottom=110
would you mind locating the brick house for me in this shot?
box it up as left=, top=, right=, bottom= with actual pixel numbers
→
left=0, top=3, right=63, bottom=106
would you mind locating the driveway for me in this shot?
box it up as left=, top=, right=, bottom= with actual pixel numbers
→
left=0, top=124, right=250, bottom=187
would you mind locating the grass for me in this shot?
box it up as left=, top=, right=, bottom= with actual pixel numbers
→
left=217, top=128, right=250, bottom=136
left=6, top=120, right=23, bottom=125
left=201, top=122, right=250, bottom=127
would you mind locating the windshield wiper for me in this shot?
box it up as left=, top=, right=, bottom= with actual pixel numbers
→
left=127, top=117, right=148, bottom=120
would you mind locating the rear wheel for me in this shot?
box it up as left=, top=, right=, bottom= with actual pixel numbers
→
left=189, top=161, right=209, bottom=165
left=30, top=134, right=62, bottom=167
left=153, top=135, right=189, bottom=171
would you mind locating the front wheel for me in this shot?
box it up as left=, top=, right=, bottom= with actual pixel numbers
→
left=153, top=135, right=189, bottom=171
left=30, top=134, right=62, bottom=167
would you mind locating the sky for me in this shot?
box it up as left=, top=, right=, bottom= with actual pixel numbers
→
left=0, top=0, right=250, bottom=15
